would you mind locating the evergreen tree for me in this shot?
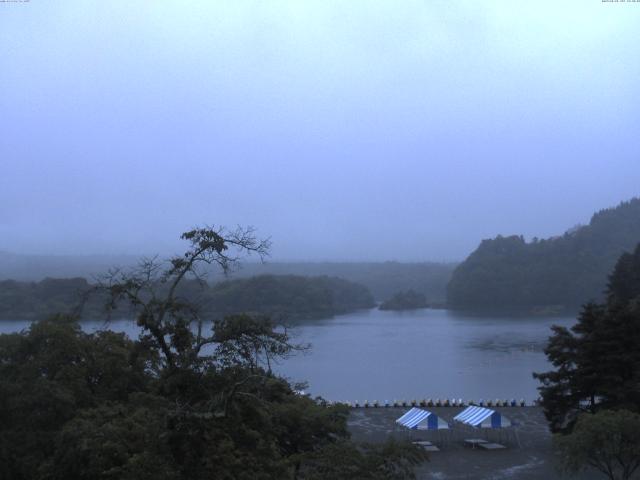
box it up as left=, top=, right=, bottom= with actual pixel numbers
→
left=534, top=244, right=640, bottom=433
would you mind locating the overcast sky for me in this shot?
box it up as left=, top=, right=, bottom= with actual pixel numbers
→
left=1, top=1, right=639, bottom=261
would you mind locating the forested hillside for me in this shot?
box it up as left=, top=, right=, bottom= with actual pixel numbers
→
left=0, top=275, right=375, bottom=321
left=221, top=262, right=456, bottom=303
left=0, top=277, right=91, bottom=320
left=447, top=198, right=640, bottom=311
left=0, top=256, right=456, bottom=303
left=205, top=275, right=375, bottom=320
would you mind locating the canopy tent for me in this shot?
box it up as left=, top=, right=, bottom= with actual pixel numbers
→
left=396, top=408, right=449, bottom=430
left=453, top=406, right=512, bottom=429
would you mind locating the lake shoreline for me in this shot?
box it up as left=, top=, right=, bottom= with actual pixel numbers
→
left=0, top=310, right=575, bottom=402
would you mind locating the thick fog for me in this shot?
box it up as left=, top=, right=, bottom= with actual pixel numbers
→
left=1, top=1, right=639, bottom=261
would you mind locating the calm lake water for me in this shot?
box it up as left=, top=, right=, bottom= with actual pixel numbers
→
left=0, top=308, right=574, bottom=402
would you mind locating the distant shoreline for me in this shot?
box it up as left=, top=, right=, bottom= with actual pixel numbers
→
left=0, top=304, right=578, bottom=322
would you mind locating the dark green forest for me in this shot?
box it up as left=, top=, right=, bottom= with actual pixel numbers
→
left=0, top=275, right=375, bottom=322
left=447, top=198, right=640, bottom=312
left=0, top=227, right=426, bottom=480
left=0, top=277, right=92, bottom=321
left=534, top=243, right=640, bottom=479
left=379, top=290, right=429, bottom=311
left=534, top=242, right=640, bottom=432
left=207, top=275, right=374, bottom=320
left=0, top=315, right=426, bottom=480
left=0, top=255, right=456, bottom=303
left=222, top=262, right=455, bottom=303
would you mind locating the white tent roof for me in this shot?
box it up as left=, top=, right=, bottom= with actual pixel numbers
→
left=395, top=407, right=449, bottom=430
left=453, top=406, right=512, bottom=428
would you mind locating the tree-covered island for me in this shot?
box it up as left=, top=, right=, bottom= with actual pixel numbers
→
left=379, top=289, right=429, bottom=311
left=0, top=274, right=375, bottom=322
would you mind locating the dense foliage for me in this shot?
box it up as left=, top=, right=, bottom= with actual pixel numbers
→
left=0, top=316, right=425, bottom=480
left=207, top=275, right=374, bottom=320
left=0, top=275, right=375, bottom=322
left=0, top=277, right=91, bottom=320
left=555, top=409, right=640, bottom=480
left=447, top=198, right=640, bottom=311
left=533, top=243, right=640, bottom=433
left=0, top=227, right=426, bottom=479
left=379, top=290, right=428, bottom=311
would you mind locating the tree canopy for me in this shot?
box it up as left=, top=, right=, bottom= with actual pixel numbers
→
left=447, top=198, right=640, bottom=312
left=555, top=409, right=640, bottom=480
left=206, top=274, right=374, bottom=320
left=0, top=226, right=426, bottom=479
left=0, top=274, right=375, bottom=322
left=379, top=290, right=428, bottom=311
left=533, top=243, right=640, bottom=433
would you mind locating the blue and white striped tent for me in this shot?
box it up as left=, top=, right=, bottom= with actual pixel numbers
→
left=396, top=408, right=449, bottom=430
left=453, top=406, right=512, bottom=429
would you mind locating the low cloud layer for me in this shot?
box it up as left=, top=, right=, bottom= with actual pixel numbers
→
left=1, top=1, right=638, bottom=261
